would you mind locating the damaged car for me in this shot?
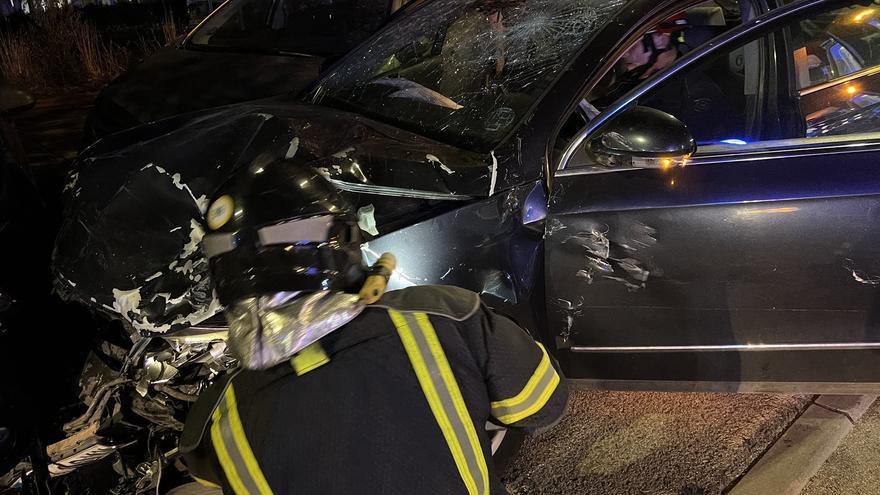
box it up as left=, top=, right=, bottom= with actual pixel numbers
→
left=10, top=0, right=880, bottom=491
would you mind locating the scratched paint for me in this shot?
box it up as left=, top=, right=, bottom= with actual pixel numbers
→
left=285, top=137, right=300, bottom=159
left=53, top=89, right=516, bottom=334
left=559, top=220, right=656, bottom=291
left=555, top=297, right=584, bottom=342
left=426, top=154, right=455, bottom=175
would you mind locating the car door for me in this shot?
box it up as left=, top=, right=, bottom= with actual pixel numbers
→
left=546, top=0, right=880, bottom=391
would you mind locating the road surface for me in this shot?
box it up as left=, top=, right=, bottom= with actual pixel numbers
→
left=503, top=390, right=810, bottom=494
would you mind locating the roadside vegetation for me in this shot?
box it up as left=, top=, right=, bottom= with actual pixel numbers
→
left=0, top=4, right=182, bottom=94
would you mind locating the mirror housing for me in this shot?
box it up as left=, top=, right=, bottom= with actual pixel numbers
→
left=588, top=106, right=696, bottom=169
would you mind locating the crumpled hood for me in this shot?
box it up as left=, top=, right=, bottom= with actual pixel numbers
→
left=53, top=101, right=495, bottom=334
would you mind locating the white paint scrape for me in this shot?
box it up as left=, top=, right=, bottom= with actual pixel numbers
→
left=285, top=137, right=300, bottom=159
left=150, top=165, right=210, bottom=214
left=180, top=219, right=205, bottom=259
left=332, top=147, right=356, bottom=159
left=489, top=151, right=499, bottom=196
left=426, top=154, right=454, bottom=174
left=63, top=172, right=79, bottom=193
left=112, top=288, right=143, bottom=319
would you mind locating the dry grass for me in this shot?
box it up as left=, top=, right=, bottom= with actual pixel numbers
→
left=0, top=7, right=134, bottom=92
left=71, top=15, right=128, bottom=82
left=161, top=10, right=179, bottom=46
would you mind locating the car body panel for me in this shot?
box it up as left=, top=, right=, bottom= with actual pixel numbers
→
left=56, top=100, right=495, bottom=333
left=545, top=0, right=880, bottom=387
left=363, top=181, right=547, bottom=334
left=547, top=150, right=880, bottom=377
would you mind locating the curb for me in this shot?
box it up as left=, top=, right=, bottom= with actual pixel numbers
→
left=727, top=395, right=878, bottom=495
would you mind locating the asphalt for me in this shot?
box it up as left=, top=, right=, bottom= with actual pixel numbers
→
left=502, top=390, right=811, bottom=494
left=801, top=400, right=880, bottom=495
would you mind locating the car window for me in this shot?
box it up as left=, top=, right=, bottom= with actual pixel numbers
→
left=795, top=5, right=880, bottom=139
left=629, top=36, right=769, bottom=147
left=310, top=0, right=629, bottom=152
left=566, top=0, right=880, bottom=169
left=188, top=0, right=396, bottom=57
left=554, top=1, right=753, bottom=154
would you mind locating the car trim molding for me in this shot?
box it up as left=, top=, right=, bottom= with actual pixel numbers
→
left=570, top=342, right=880, bottom=353
left=799, top=64, right=880, bottom=96
left=324, top=178, right=474, bottom=201
left=568, top=379, right=880, bottom=394
left=554, top=137, right=880, bottom=176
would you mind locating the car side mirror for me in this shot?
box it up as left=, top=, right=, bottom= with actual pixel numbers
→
left=0, top=86, right=34, bottom=117
left=587, top=106, right=696, bottom=169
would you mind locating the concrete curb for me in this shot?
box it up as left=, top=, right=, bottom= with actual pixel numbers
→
left=727, top=395, right=878, bottom=495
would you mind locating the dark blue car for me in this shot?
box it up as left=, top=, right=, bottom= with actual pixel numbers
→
left=59, top=0, right=880, bottom=396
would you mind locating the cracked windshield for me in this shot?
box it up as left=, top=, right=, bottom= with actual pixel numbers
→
left=312, top=0, right=627, bottom=150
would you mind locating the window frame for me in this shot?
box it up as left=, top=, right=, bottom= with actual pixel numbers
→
left=555, top=0, right=871, bottom=173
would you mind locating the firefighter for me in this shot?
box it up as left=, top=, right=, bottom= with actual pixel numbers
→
left=179, top=161, right=568, bottom=494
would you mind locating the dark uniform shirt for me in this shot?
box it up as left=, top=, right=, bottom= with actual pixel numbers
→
left=180, top=285, right=568, bottom=495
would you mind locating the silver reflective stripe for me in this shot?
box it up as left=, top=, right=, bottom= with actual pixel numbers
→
left=257, top=215, right=333, bottom=246
left=211, top=385, right=274, bottom=495
left=388, top=310, right=489, bottom=495
left=203, top=233, right=236, bottom=259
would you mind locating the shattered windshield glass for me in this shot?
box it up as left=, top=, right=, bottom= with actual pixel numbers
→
left=311, top=0, right=627, bottom=151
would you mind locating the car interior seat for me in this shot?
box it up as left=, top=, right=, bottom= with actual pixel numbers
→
left=683, top=5, right=727, bottom=53
left=684, top=3, right=754, bottom=141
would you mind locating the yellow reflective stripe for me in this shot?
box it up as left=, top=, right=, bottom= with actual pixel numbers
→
left=291, top=342, right=330, bottom=376
left=388, top=310, right=489, bottom=495
left=211, top=405, right=249, bottom=495
left=414, top=313, right=489, bottom=495
left=389, top=311, right=476, bottom=495
left=490, top=343, right=561, bottom=425
left=491, top=343, right=551, bottom=409
left=225, top=386, right=274, bottom=495
left=495, top=371, right=560, bottom=425
left=192, top=475, right=222, bottom=489
left=210, top=385, right=275, bottom=495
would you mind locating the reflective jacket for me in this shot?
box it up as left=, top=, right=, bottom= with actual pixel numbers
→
left=180, top=285, right=568, bottom=495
